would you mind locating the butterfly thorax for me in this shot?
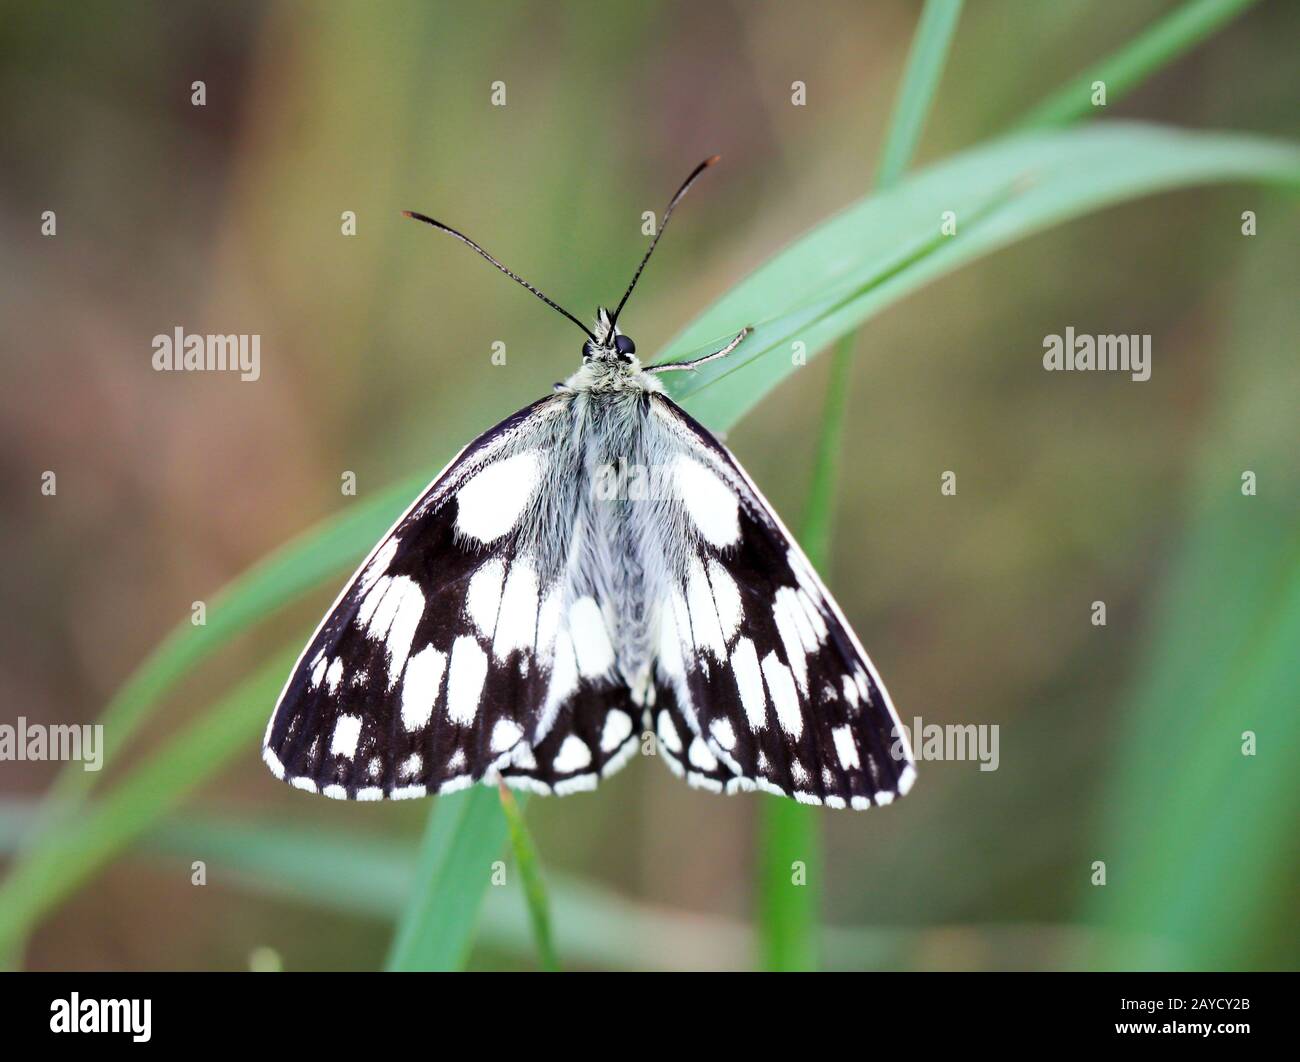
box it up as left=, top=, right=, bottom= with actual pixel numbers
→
left=560, top=307, right=665, bottom=395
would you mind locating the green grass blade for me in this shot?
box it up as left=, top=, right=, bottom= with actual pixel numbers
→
left=661, top=123, right=1300, bottom=432
left=1082, top=222, right=1300, bottom=970
left=760, top=0, right=963, bottom=974
left=384, top=786, right=511, bottom=971
left=3, top=801, right=1094, bottom=970
left=799, top=332, right=857, bottom=570
left=41, top=469, right=434, bottom=812
left=497, top=784, right=559, bottom=971
left=1017, top=0, right=1261, bottom=129
left=758, top=795, right=822, bottom=971
left=0, top=644, right=301, bottom=961
left=875, top=0, right=965, bottom=189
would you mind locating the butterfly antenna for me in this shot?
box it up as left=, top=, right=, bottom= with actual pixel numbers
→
left=403, top=211, right=597, bottom=342
left=609, top=155, right=720, bottom=329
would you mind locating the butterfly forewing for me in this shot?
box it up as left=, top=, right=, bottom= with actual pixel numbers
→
left=646, top=397, right=916, bottom=807
left=265, top=395, right=632, bottom=799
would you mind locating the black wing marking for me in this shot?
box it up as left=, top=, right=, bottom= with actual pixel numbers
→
left=649, top=396, right=916, bottom=809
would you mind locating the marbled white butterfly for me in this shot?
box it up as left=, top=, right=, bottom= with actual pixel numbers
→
left=263, top=158, right=917, bottom=809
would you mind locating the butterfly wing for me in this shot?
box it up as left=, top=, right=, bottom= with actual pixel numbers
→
left=647, top=395, right=916, bottom=809
left=263, top=394, right=636, bottom=799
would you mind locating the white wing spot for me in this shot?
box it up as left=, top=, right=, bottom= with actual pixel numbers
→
left=554, top=773, right=598, bottom=795
left=358, top=536, right=399, bottom=596
left=656, top=592, right=688, bottom=679
left=688, top=736, right=718, bottom=772
left=761, top=652, right=802, bottom=738
left=263, top=747, right=285, bottom=779
left=466, top=558, right=506, bottom=638
left=780, top=586, right=819, bottom=653
left=535, top=587, right=562, bottom=659
left=687, top=557, right=727, bottom=659
left=832, top=725, right=860, bottom=770
left=706, top=559, right=743, bottom=642
left=601, top=709, right=634, bottom=753
left=656, top=710, right=683, bottom=754
left=553, top=734, right=593, bottom=774
left=329, top=714, right=362, bottom=760
left=492, top=559, right=540, bottom=662
left=674, top=455, right=740, bottom=547
left=797, top=588, right=828, bottom=641
left=545, top=630, right=580, bottom=711
left=362, top=575, right=425, bottom=688
left=309, top=656, right=328, bottom=689
left=730, top=638, right=767, bottom=730
left=491, top=718, right=524, bottom=753
left=445, top=635, right=488, bottom=725
left=772, top=589, right=810, bottom=693
left=455, top=450, right=544, bottom=544
left=400, top=645, right=447, bottom=732
left=842, top=674, right=860, bottom=708
left=569, top=596, right=615, bottom=678
left=709, top=717, right=737, bottom=750
left=325, top=657, right=344, bottom=694
left=400, top=752, right=423, bottom=780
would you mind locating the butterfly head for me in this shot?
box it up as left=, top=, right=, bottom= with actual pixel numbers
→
left=583, top=307, right=637, bottom=366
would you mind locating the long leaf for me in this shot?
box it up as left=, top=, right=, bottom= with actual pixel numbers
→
left=660, top=122, right=1300, bottom=430
left=0, top=800, right=1116, bottom=970
left=1017, top=0, right=1262, bottom=130
left=384, top=786, right=511, bottom=971
left=761, top=0, right=956, bottom=972
left=0, top=645, right=301, bottom=960
left=1082, top=218, right=1300, bottom=970
left=496, top=785, right=558, bottom=971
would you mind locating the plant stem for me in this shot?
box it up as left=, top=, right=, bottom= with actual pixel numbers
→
left=757, top=0, right=966, bottom=974
left=385, top=786, right=510, bottom=971
left=497, top=783, right=559, bottom=971
left=1017, top=0, right=1261, bottom=129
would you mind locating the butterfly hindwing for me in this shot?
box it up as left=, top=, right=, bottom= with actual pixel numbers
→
left=647, top=396, right=916, bottom=808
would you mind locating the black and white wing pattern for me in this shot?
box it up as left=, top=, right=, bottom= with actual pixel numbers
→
left=645, top=396, right=916, bottom=809
left=263, top=395, right=640, bottom=800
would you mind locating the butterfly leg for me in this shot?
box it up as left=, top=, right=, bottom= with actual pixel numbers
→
left=647, top=326, right=751, bottom=374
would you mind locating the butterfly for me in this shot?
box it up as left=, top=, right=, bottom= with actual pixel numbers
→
left=263, top=157, right=916, bottom=809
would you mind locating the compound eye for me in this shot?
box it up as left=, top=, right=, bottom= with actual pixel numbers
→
left=614, top=334, right=636, bottom=356
left=582, top=340, right=595, bottom=359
